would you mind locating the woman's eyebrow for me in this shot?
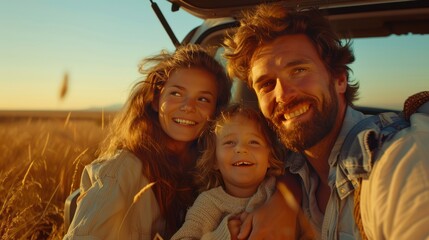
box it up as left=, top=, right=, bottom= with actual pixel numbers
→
left=169, top=85, right=215, bottom=96
left=169, top=85, right=185, bottom=90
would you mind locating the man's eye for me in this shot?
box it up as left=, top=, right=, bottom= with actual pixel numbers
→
left=261, top=81, right=273, bottom=88
left=258, top=80, right=275, bottom=92
left=292, top=67, right=307, bottom=75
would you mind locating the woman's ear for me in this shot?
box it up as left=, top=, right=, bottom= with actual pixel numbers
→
left=213, top=160, right=219, bottom=170
left=151, top=96, right=159, bottom=112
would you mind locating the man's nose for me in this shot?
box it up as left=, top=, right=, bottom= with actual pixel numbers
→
left=275, top=77, right=298, bottom=103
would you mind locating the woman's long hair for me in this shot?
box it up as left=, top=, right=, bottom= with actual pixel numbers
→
left=98, top=44, right=231, bottom=237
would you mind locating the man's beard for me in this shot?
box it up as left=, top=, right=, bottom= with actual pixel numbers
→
left=272, top=83, right=339, bottom=153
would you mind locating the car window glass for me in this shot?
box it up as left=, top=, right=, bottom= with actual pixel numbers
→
left=350, top=34, right=429, bottom=110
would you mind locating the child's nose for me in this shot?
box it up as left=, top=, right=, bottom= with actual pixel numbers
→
left=235, top=142, right=248, bottom=153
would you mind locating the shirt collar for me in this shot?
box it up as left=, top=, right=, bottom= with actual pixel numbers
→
left=328, top=106, right=367, bottom=166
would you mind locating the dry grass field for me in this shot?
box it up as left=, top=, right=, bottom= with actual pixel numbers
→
left=0, top=110, right=116, bottom=239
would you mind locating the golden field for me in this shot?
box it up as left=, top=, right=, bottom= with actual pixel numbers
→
left=0, top=110, right=116, bottom=239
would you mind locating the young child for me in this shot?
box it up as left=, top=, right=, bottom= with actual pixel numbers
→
left=171, top=104, right=299, bottom=239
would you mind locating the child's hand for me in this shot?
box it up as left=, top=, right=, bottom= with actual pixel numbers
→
left=228, top=214, right=242, bottom=240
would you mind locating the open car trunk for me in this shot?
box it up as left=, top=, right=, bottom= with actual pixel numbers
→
left=169, top=0, right=429, bottom=38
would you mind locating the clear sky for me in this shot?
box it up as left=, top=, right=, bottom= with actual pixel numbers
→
left=1, top=1, right=428, bottom=111
left=0, top=0, right=202, bottom=110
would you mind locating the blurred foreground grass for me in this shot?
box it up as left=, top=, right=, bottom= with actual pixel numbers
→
left=0, top=112, right=109, bottom=239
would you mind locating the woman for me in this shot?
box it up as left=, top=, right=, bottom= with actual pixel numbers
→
left=64, top=44, right=232, bottom=240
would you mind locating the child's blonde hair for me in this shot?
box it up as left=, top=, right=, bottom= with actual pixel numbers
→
left=195, top=103, right=286, bottom=192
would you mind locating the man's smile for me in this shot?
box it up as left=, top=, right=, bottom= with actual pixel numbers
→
left=283, top=103, right=310, bottom=120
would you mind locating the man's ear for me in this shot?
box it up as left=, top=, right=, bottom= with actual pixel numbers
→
left=336, top=73, right=347, bottom=94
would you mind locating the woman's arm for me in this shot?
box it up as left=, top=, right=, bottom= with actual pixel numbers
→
left=64, top=153, right=153, bottom=240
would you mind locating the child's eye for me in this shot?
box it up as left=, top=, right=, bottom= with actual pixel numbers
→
left=249, top=140, right=261, bottom=145
left=223, top=140, right=235, bottom=146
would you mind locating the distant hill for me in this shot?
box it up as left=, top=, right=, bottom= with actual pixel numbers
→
left=0, top=105, right=120, bottom=122
left=84, top=103, right=123, bottom=111
left=0, top=102, right=123, bottom=122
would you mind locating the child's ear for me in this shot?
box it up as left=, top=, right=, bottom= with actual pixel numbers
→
left=268, top=157, right=273, bottom=168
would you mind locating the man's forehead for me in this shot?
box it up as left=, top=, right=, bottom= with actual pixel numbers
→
left=256, top=35, right=312, bottom=55
left=251, top=44, right=277, bottom=64
left=252, top=38, right=319, bottom=70
left=251, top=47, right=305, bottom=74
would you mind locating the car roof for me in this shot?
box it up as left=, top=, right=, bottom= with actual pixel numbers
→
left=168, top=0, right=429, bottom=38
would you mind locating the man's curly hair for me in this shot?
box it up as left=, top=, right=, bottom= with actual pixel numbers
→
left=224, top=3, right=359, bottom=105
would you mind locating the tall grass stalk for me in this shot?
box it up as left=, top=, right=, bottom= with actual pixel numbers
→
left=101, top=108, right=105, bottom=131
left=0, top=114, right=108, bottom=239
left=69, top=148, right=89, bottom=195
left=64, top=112, right=71, bottom=127
left=41, top=133, right=50, bottom=156
left=21, top=160, right=34, bottom=187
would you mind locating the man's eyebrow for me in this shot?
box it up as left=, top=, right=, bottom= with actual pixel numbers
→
left=253, top=74, right=270, bottom=86
left=284, top=59, right=312, bottom=67
left=253, top=58, right=312, bottom=85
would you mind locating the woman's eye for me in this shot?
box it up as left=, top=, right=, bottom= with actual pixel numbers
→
left=198, top=97, right=210, bottom=103
left=170, top=91, right=181, bottom=97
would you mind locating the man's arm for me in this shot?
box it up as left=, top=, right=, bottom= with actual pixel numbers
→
left=361, top=112, right=429, bottom=239
left=237, top=173, right=304, bottom=240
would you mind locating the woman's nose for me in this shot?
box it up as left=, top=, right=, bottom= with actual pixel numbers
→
left=180, top=98, right=196, bottom=113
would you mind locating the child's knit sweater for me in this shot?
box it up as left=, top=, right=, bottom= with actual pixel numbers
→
left=171, top=177, right=276, bottom=240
